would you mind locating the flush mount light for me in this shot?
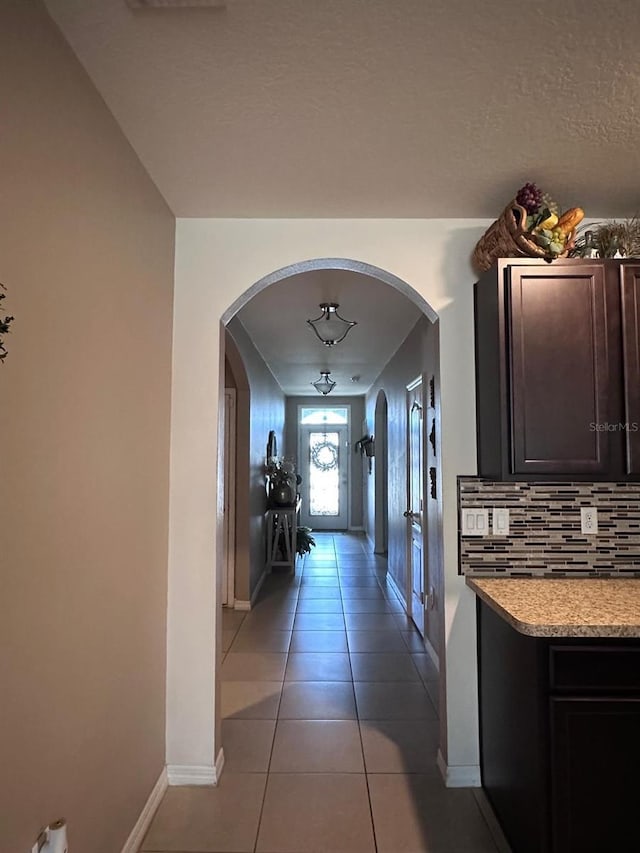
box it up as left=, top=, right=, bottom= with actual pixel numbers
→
left=307, top=303, right=357, bottom=347
left=312, top=371, right=337, bottom=396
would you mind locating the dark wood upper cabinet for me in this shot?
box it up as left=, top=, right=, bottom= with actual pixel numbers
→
left=508, top=265, right=609, bottom=474
left=474, top=259, right=633, bottom=480
left=621, top=265, right=640, bottom=474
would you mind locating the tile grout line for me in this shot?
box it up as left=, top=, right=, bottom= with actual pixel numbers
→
left=345, top=543, right=381, bottom=853
left=250, top=547, right=307, bottom=852
left=248, top=534, right=431, bottom=852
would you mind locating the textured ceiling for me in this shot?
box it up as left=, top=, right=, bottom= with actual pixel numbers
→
left=39, top=0, right=640, bottom=392
left=44, top=0, right=640, bottom=218
left=235, top=269, right=423, bottom=396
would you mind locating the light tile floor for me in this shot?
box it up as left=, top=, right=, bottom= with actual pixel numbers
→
left=142, top=533, right=504, bottom=853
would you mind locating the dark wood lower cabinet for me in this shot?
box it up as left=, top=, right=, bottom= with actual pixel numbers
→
left=477, top=601, right=640, bottom=853
left=551, top=696, right=640, bottom=852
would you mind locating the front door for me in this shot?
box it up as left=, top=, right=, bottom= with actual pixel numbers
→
left=406, top=377, right=425, bottom=636
left=299, top=424, right=349, bottom=530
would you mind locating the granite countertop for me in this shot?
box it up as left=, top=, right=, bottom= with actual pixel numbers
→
left=466, top=577, right=640, bottom=638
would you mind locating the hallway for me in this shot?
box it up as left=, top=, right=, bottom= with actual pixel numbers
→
left=142, top=534, right=501, bottom=852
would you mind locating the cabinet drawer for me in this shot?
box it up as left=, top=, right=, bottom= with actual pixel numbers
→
left=549, top=645, right=640, bottom=693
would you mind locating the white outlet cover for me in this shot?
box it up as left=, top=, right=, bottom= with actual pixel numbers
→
left=461, top=508, right=489, bottom=536
left=580, top=506, right=598, bottom=535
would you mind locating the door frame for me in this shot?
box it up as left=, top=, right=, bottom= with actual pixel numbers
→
left=297, top=412, right=351, bottom=530
left=223, top=388, right=236, bottom=607
left=406, top=375, right=426, bottom=635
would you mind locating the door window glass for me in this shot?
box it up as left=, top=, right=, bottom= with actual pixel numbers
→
left=300, top=407, right=348, bottom=425
left=308, top=430, right=340, bottom=516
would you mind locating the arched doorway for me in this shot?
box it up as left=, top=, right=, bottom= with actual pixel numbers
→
left=220, top=259, right=438, bottom=600
left=167, top=225, right=481, bottom=791
left=218, top=257, right=444, bottom=777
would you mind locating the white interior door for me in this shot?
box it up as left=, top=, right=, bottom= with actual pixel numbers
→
left=299, top=424, right=349, bottom=530
left=406, top=378, right=425, bottom=636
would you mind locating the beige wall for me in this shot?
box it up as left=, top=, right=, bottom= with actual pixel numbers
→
left=364, top=317, right=434, bottom=595
left=226, top=318, right=286, bottom=600
left=0, top=3, right=175, bottom=851
left=363, top=316, right=445, bottom=751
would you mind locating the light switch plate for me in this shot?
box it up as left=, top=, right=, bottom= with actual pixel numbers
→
left=461, top=508, right=489, bottom=536
left=492, top=507, right=510, bottom=536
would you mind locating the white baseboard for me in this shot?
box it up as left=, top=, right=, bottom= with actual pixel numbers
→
left=437, top=749, right=481, bottom=787
left=120, top=767, right=167, bottom=853
left=348, top=525, right=365, bottom=532
left=215, top=746, right=225, bottom=781
left=235, top=570, right=267, bottom=611
left=166, top=748, right=224, bottom=787
left=167, top=753, right=222, bottom=786
left=423, top=635, right=440, bottom=671
left=386, top=570, right=407, bottom=609
left=366, top=533, right=375, bottom=552
left=251, top=570, right=267, bottom=605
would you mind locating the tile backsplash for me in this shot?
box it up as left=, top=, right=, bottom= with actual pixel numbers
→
left=458, top=477, right=640, bottom=577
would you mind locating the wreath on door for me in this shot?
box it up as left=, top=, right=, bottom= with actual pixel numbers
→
left=310, top=440, right=338, bottom=472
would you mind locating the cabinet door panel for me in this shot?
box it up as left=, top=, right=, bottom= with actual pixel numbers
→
left=508, top=266, right=609, bottom=474
left=621, top=265, right=640, bottom=474
left=550, top=696, right=640, bottom=853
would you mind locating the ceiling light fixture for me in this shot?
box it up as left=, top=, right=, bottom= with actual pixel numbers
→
left=312, top=371, right=336, bottom=396
left=307, top=303, right=357, bottom=347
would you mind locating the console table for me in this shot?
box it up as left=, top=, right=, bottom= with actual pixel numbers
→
left=265, top=501, right=300, bottom=573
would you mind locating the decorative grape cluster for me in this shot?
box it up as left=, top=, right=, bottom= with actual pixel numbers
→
left=516, top=182, right=544, bottom=214
left=540, top=192, right=559, bottom=216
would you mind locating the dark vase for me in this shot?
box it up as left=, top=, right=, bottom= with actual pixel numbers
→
left=270, top=480, right=296, bottom=506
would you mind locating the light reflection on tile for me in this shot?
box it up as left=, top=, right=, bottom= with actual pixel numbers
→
left=141, top=534, right=498, bottom=853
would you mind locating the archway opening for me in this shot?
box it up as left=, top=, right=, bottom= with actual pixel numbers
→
left=217, top=256, right=444, bottom=782
left=220, top=257, right=438, bottom=604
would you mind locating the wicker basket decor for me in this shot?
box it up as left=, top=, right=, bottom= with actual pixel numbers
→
left=473, top=200, right=574, bottom=274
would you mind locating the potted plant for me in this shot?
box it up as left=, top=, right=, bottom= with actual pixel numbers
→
left=296, top=526, right=315, bottom=558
